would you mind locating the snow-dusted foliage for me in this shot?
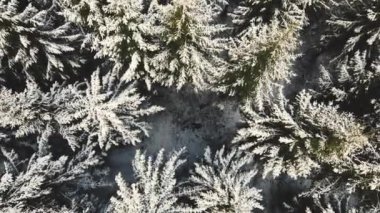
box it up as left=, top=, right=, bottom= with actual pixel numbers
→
left=149, top=0, right=223, bottom=90
left=284, top=192, right=358, bottom=213
left=0, top=78, right=86, bottom=150
left=219, top=7, right=304, bottom=107
left=313, top=44, right=380, bottom=192
left=60, top=0, right=159, bottom=88
left=0, top=0, right=379, bottom=210
left=55, top=70, right=164, bottom=150
left=108, top=148, right=186, bottom=213
left=0, top=0, right=83, bottom=83
left=318, top=51, right=380, bottom=102
left=323, top=0, right=379, bottom=60
left=189, top=146, right=263, bottom=212
left=0, top=142, right=106, bottom=212
left=61, top=0, right=224, bottom=90
left=0, top=207, right=73, bottom=213
left=229, top=0, right=312, bottom=33
left=233, top=89, right=368, bottom=179
left=0, top=81, right=53, bottom=139
left=0, top=69, right=162, bottom=151
left=59, top=0, right=103, bottom=26
left=285, top=190, right=380, bottom=213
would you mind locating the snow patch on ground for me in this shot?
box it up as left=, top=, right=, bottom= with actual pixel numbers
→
left=108, top=86, right=242, bottom=180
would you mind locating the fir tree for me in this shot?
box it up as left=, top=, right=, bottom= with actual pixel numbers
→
left=108, top=148, right=187, bottom=213
left=0, top=142, right=107, bottom=211
left=60, top=0, right=160, bottom=88
left=317, top=52, right=380, bottom=103
left=0, top=81, right=53, bottom=139
left=149, top=0, right=224, bottom=90
left=0, top=0, right=379, bottom=210
left=0, top=0, right=84, bottom=84
left=233, top=89, right=368, bottom=179
left=219, top=6, right=304, bottom=108
left=189, top=146, right=263, bottom=212
left=322, top=0, right=380, bottom=62
left=0, top=69, right=163, bottom=151
left=229, top=0, right=313, bottom=34
left=55, top=69, right=164, bottom=151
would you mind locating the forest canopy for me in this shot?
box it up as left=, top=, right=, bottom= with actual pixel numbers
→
left=0, top=0, right=379, bottom=212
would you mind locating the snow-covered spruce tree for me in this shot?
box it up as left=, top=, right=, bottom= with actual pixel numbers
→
left=229, top=0, right=316, bottom=34
left=0, top=0, right=83, bottom=84
left=316, top=52, right=380, bottom=152
left=233, top=89, right=368, bottom=179
left=189, top=146, right=263, bottom=212
left=317, top=51, right=380, bottom=104
left=108, top=148, right=187, bottom=213
left=0, top=81, right=54, bottom=140
left=0, top=69, right=163, bottom=151
left=0, top=207, right=73, bottom=213
left=285, top=188, right=380, bottom=213
left=322, top=0, right=379, bottom=61
left=149, top=0, right=224, bottom=90
left=60, top=0, right=160, bottom=88
left=284, top=192, right=361, bottom=213
left=0, top=142, right=107, bottom=212
left=219, top=3, right=304, bottom=109
left=313, top=52, right=380, bottom=192
left=55, top=69, right=164, bottom=151
left=59, top=0, right=104, bottom=27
